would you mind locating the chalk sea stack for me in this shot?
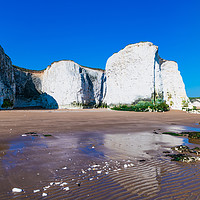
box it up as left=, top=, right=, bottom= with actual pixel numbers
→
left=104, top=42, right=188, bottom=109
left=0, top=42, right=188, bottom=109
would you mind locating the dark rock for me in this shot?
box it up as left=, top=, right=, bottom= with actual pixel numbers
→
left=138, top=159, right=146, bottom=162
left=163, top=151, right=171, bottom=153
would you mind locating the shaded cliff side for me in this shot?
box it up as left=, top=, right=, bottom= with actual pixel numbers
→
left=0, top=46, right=15, bottom=109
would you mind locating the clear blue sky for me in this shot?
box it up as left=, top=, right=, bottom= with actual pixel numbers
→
left=0, top=0, right=199, bottom=97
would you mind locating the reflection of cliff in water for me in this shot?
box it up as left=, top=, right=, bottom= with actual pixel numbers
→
left=1, top=130, right=200, bottom=199
left=77, top=132, right=105, bottom=158
left=104, top=132, right=185, bottom=159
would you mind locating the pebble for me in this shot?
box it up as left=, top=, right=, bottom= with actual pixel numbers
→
left=60, top=182, right=68, bottom=186
left=12, top=188, right=23, bottom=193
left=42, top=193, right=47, bottom=197
left=63, top=187, right=69, bottom=191
left=43, top=186, right=50, bottom=190
left=91, top=165, right=100, bottom=168
left=62, top=167, right=67, bottom=170
left=124, top=164, right=128, bottom=168
left=54, top=182, right=61, bottom=185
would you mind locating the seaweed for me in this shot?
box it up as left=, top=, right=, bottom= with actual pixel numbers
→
left=43, top=134, right=52, bottom=137
left=162, top=132, right=181, bottom=136
left=25, top=132, right=38, bottom=135
left=188, top=132, right=200, bottom=139
left=163, top=150, right=171, bottom=153
left=166, top=152, right=200, bottom=162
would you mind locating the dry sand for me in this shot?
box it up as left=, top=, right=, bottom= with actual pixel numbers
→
left=0, top=109, right=200, bottom=199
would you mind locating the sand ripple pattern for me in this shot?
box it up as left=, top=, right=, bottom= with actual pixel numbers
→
left=1, top=156, right=200, bottom=200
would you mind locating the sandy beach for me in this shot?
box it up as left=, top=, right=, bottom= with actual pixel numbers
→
left=0, top=109, right=200, bottom=199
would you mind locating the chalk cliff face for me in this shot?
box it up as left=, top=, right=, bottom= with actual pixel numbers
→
left=42, top=61, right=106, bottom=108
left=0, top=42, right=189, bottom=110
left=159, top=60, right=188, bottom=109
left=11, top=61, right=106, bottom=109
left=12, top=67, right=44, bottom=108
left=0, top=46, right=15, bottom=108
left=104, top=42, right=188, bottom=109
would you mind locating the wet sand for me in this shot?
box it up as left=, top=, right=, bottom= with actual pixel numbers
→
left=0, top=109, right=200, bottom=199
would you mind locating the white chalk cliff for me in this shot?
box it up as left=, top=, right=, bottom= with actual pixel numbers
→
left=104, top=42, right=188, bottom=109
left=0, top=42, right=189, bottom=109
left=42, top=61, right=106, bottom=108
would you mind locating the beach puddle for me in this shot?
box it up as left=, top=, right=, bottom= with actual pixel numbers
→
left=1, top=127, right=200, bottom=199
left=2, top=135, right=47, bottom=169
left=167, top=124, right=200, bottom=133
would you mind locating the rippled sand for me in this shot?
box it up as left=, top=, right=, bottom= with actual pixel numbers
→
left=0, top=110, right=200, bottom=199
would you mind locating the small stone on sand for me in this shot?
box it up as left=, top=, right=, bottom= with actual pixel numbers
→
left=63, top=187, right=69, bottom=191
left=60, top=182, right=68, bottom=186
left=62, top=167, right=67, bottom=170
left=42, top=193, right=47, bottom=197
left=12, top=188, right=23, bottom=193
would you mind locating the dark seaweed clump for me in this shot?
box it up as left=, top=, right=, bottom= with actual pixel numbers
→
left=166, top=154, right=197, bottom=162
left=43, top=134, right=52, bottom=137
left=165, top=145, right=200, bottom=163
left=162, top=132, right=200, bottom=139
left=162, top=132, right=182, bottom=136
left=25, top=132, right=39, bottom=136
left=184, top=132, right=200, bottom=139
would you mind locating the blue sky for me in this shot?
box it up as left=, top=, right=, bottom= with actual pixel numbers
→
left=0, top=0, right=199, bottom=97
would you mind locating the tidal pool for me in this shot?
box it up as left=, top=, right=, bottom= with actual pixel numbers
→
left=1, top=125, right=200, bottom=199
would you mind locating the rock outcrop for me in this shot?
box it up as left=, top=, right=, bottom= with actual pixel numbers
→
left=104, top=42, right=188, bottom=109
left=0, top=46, right=15, bottom=109
left=42, top=61, right=106, bottom=108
